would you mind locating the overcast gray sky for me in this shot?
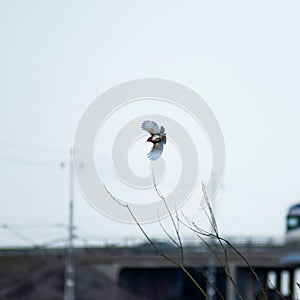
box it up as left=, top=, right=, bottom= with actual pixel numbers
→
left=1, top=1, right=300, bottom=247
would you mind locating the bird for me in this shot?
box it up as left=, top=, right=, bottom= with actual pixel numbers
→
left=141, top=120, right=167, bottom=160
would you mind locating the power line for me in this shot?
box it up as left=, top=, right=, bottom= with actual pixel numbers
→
left=0, top=223, right=71, bottom=248
left=0, top=223, right=67, bottom=229
left=0, top=140, right=68, bottom=166
left=0, top=140, right=67, bottom=153
left=0, top=224, right=38, bottom=247
left=0, top=153, right=64, bottom=166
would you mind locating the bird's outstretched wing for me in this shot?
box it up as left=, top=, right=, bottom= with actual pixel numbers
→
left=141, top=120, right=160, bottom=134
left=148, top=141, right=164, bottom=161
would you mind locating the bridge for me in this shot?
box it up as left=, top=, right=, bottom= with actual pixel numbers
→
left=0, top=238, right=300, bottom=299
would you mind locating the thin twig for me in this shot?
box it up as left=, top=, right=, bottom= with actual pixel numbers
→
left=180, top=214, right=245, bottom=300
left=151, top=167, right=184, bottom=265
left=202, top=183, right=271, bottom=300
left=157, top=212, right=180, bottom=247
left=105, top=184, right=208, bottom=299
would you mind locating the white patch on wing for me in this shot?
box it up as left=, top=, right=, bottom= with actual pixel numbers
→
left=141, top=120, right=160, bottom=134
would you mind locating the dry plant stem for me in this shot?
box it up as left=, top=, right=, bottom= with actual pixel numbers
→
left=157, top=216, right=180, bottom=247
left=221, top=239, right=287, bottom=300
left=196, top=233, right=239, bottom=300
left=180, top=214, right=245, bottom=300
left=201, top=183, right=247, bottom=300
left=201, top=185, right=268, bottom=300
left=202, top=183, right=218, bottom=235
left=200, top=184, right=287, bottom=300
left=152, top=173, right=227, bottom=299
left=152, top=170, right=224, bottom=299
left=202, top=237, right=240, bottom=298
left=151, top=169, right=210, bottom=297
left=219, top=239, right=286, bottom=300
left=104, top=185, right=208, bottom=300
left=105, top=177, right=287, bottom=300
left=151, top=168, right=184, bottom=265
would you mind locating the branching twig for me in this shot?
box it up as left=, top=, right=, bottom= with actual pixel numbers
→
left=104, top=174, right=288, bottom=300
left=105, top=185, right=208, bottom=299
left=202, top=183, right=270, bottom=300
left=180, top=214, right=245, bottom=300
left=151, top=167, right=185, bottom=265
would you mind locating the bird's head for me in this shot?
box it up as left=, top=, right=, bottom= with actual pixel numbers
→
left=147, top=137, right=152, bottom=142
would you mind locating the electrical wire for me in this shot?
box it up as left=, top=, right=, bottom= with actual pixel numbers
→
left=0, top=153, right=64, bottom=166
left=0, top=142, right=71, bottom=248
left=0, top=223, right=70, bottom=248
left=0, top=222, right=67, bottom=229
left=0, top=140, right=67, bottom=154
left=0, top=140, right=68, bottom=166
left=0, top=223, right=39, bottom=246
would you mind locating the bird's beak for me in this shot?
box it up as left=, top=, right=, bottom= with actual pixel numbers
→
left=147, top=137, right=152, bottom=142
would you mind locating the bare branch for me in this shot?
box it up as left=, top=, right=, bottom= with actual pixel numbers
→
left=151, top=167, right=184, bottom=265
left=105, top=184, right=208, bottom=299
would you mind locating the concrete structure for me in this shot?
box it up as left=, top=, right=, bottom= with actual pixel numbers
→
left=0, top=239, right=299, bottom=299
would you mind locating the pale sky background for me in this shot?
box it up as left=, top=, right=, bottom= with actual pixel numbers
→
left=0, top=1, right=300, bottom=247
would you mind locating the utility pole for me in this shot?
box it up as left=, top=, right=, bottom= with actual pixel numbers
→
left=207, top=246, right=216, bottom=300
left=64, top=149, right=75, bottom=300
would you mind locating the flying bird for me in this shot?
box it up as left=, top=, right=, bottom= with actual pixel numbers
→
left=141, top=120, right=166, bottom=161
